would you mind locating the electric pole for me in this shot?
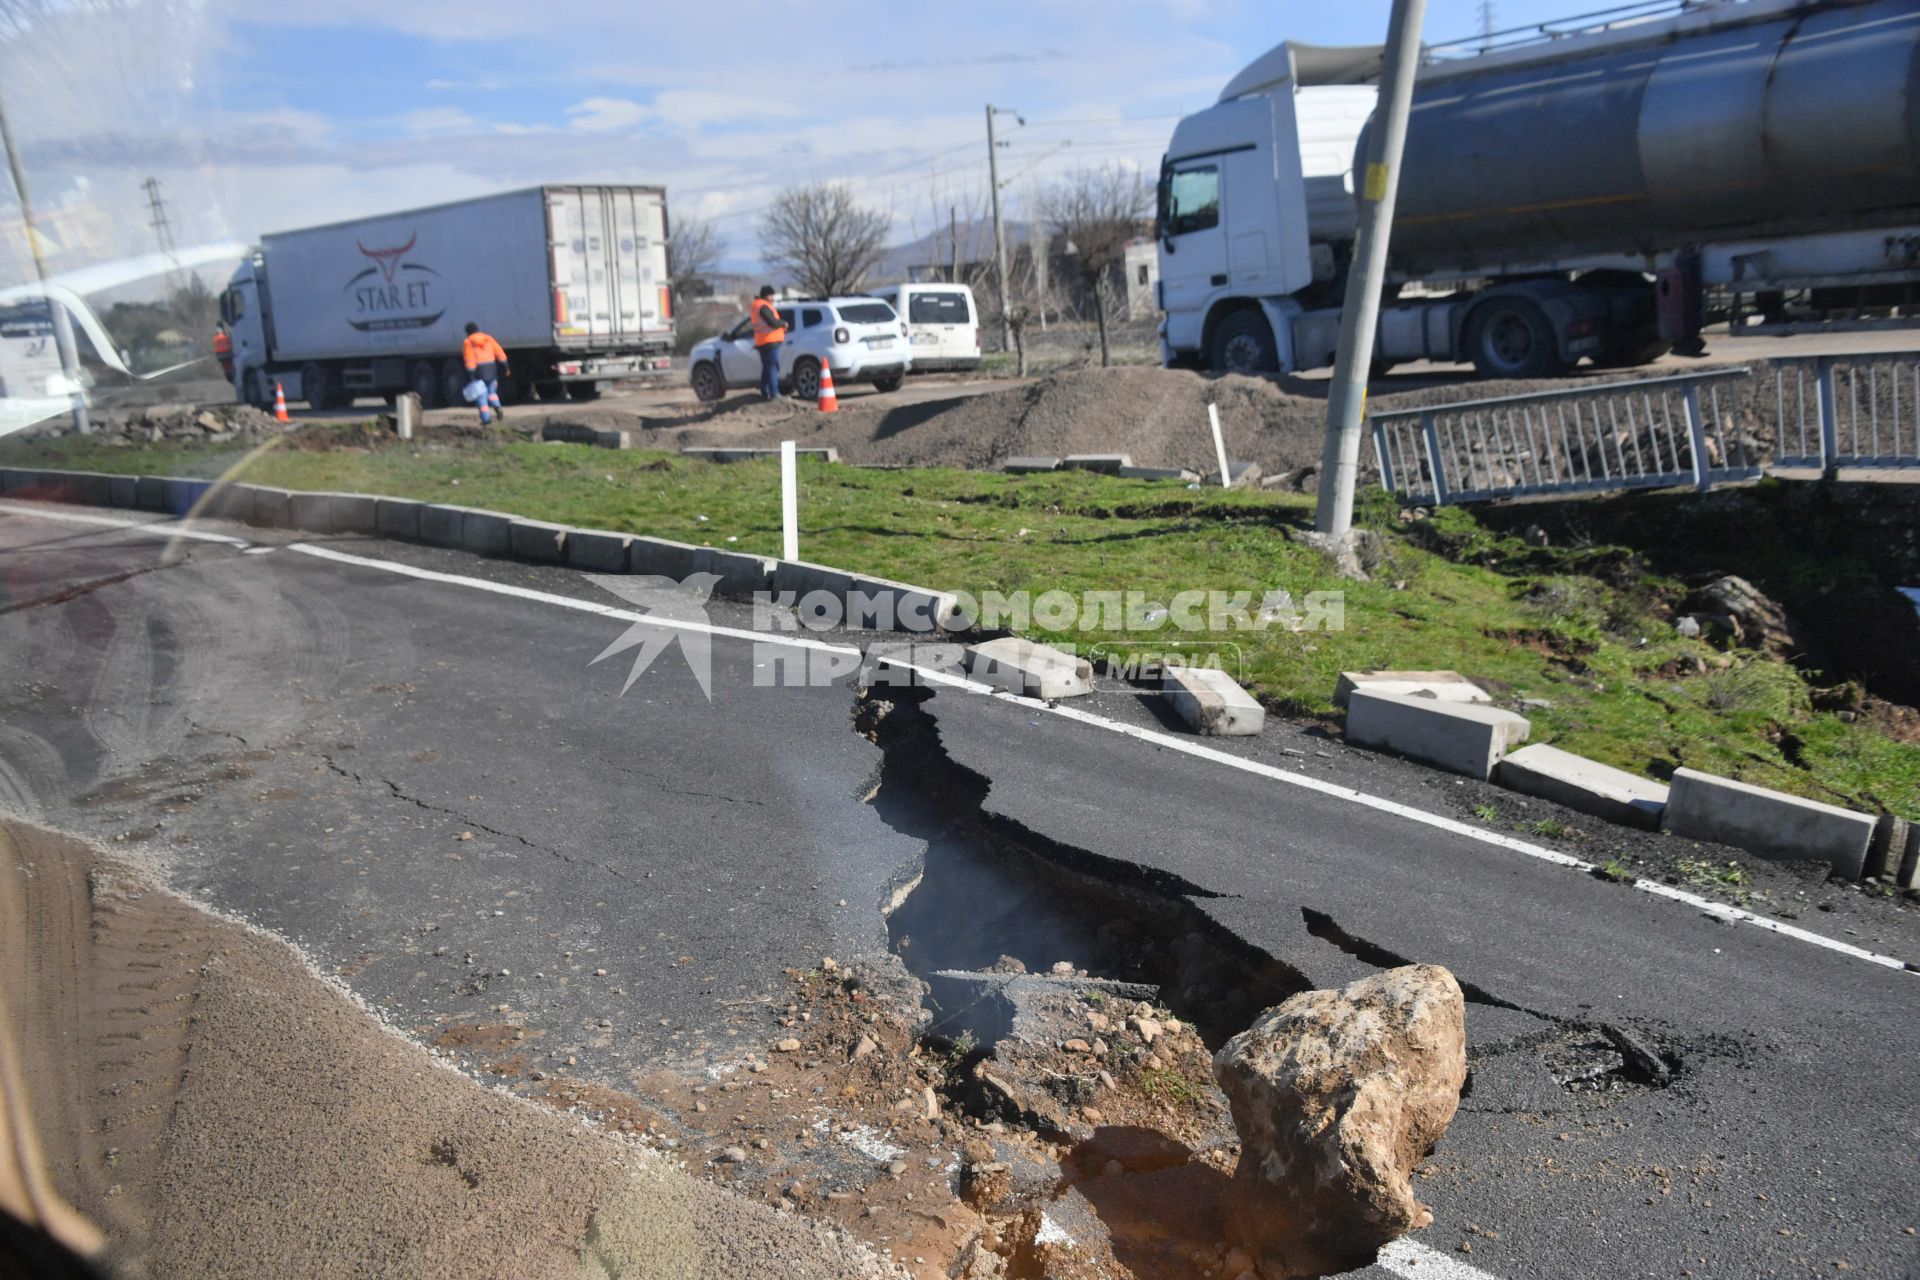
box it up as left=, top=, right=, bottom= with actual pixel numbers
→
left=985, top=104, right=1021, bottom=352
left=0, top=88, right=88, bottom=434
left=1478, top=0, right=1496, bottom=52
left=1313, top=0, right=1426, bottom=537
left=142, top=175, right=182, bottom=285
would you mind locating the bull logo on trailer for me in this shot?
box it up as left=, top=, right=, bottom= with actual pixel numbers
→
left=343, top=230, right=444, bottom=332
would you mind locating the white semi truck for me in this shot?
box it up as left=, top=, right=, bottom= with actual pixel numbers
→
left=1156, top=0, right=1920, bottom=379
left=219, top=185, right=674, bottom=409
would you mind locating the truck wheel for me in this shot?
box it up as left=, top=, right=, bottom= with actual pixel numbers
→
left=410, top=360, right=445, bottom=408
left=244, top=369, right=270, bottom=410
left=1465, top=299, right=1565, bottom=379
left=690, top=362, right=724, bottom=403
left=565, top=382, right=602, bottom=402
left=791, top=357, right=822, bottom=401
left=872, top=373, right=904, bottom=393
left=300, top=362, right=346, bottom=410
left=1209, top=310, right=1278, bottom=375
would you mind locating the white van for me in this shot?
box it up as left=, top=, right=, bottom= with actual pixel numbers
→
left=868, top=283, right=980, bottom=373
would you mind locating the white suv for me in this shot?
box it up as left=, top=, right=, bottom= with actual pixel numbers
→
left=688, top=296, right=910, bottom=402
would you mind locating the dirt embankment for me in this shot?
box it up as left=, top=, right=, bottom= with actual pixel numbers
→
left=0, top=817, right=898, bottom=1280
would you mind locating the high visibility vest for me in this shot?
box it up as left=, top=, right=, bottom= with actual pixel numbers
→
left=751, top=298, right=786, bottom=347
left=212, top=330, right=231, bottom=356
left=463, top=331, right=506, bottom=370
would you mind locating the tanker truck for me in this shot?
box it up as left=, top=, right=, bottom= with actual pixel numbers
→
left=1156, top=0, right=1920, bottom=379
left=218, top=185, right=675, bottom=409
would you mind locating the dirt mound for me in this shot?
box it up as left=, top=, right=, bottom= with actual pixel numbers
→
left=0, top=816, right=897, bottom=1280
left=72, top=402, right=286, bottom=446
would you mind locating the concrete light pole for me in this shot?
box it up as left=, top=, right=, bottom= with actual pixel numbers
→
left=0, top=88, right=89, bottom=434
left=985, top=104, right=1022, bottom=353
left=1313, top=0, right=1426, bottom=536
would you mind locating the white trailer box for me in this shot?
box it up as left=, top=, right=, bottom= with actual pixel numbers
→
left=225, top=185, right=674, bottom=408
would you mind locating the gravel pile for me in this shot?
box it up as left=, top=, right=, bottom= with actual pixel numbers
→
left=67, top=402, right=285, bottom=445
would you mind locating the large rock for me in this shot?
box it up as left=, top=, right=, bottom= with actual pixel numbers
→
left=1687, top=575, right=1804, bottom=654
left=1213, top=964, right=1466, bottom=1277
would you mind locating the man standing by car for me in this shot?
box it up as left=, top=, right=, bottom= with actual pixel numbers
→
left=749, top=286, right=786, bottom=400
left=462, top=322, right=508, bottom=424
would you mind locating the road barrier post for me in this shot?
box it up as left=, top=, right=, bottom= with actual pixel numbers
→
left=1207, top=403, right=1231, bottom=491
left=780, top=439, right=799, bottom=562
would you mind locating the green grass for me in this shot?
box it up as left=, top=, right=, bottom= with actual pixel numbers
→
left=9, top=425, right=1917, bottom=821
left=1138, top=1066, right=1206, bottom=1109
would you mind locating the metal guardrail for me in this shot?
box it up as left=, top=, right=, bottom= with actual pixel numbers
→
left=1769, top=352, right=1920, bottom=472
left=1370, top=368, right=1761, bottom=507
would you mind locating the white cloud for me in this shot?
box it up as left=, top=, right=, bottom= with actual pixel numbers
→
left=564, top=97, right=650, bottom=133
left=398, top=107, right=480, bottom=137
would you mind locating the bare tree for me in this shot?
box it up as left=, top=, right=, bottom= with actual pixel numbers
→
left=758, top=183, right=890, bottom=296
left=666, top=211, right=726, bottom=299
left=1043, top=166, right=1152, bottom=367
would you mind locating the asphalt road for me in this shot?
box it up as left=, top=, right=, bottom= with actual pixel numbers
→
left=1, top=500, right=1916, bottom=1280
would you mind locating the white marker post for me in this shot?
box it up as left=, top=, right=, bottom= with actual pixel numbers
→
left=780, top=439, right=800, bottom=561
left=1207, top=402, right=1232, bottom=490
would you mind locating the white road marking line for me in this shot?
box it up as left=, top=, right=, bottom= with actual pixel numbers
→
left=1377, top=1237, right=1505, bottom=1279
left=0, top=499, right=251, bottom=546
left=285, top=542, right=857, bottom=656
left=881, top=660, right=1914, bottom=974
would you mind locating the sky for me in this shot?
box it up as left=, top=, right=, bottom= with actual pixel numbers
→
left=0, top=0, right=1580, bottom=286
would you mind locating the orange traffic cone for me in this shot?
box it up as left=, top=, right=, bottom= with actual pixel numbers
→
left=273, top=381, right=291, bottom=423
left=816, top=362, right=838, bottom=413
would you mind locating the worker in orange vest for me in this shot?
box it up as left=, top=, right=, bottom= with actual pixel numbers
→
left=212, top=327, right=234, bottom=386
left=749, top=285, right=787, bottom=400
left=462, top=322, right=508, bottom=424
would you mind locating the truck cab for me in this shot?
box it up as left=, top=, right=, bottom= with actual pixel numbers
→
left=218, top=256, right=272, bottom=407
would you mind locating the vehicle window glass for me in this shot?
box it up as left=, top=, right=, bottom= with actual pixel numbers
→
left=836, top=303, right=895, bottom=325
left=802, top=308, right=825, bottom=328
left=908, top=293, right=970, bottom=324
left=727, top=319, right=751, bottom=341
left=1168, top=165, right=1220, bottom=236
left=777, top=308, right=796, bottom=330
left=229, top=289, right=245, bottom=321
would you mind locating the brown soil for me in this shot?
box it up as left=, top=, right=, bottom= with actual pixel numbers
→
left=0, top=816, right=900, bottom=1280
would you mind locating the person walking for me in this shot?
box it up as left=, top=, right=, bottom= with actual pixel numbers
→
left=461, top=322, right=508, bottom=424
left=749, top=286, right=787, bottom=401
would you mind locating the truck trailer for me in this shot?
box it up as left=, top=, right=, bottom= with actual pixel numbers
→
left=219, top=185, right=674, bottom=409
left=1156, top=0, right=1920, bottom=379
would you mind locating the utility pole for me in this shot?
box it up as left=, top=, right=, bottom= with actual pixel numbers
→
left=1478, top=0, right=1496, bottom=52
left=1313, top=0, right=1425, bottom=537
left=949, top=205, right=958, bottom=282
left=0, top=88, right=88, bottom=434
left=142, top=175, right=182, bottom=284
left=985, top=104, right=1021, bottom=352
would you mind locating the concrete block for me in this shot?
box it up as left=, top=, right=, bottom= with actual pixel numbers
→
left=1117, top=465, right=1201, bottom=482
left=417, top=503, right=467, bottom=547
left=1208, top=460, right=1262, bottom=488
left=1864, top=815, right=1911, bottom=882
left=508, top=517, right=570, bottom=563
left=1898, top=823, right=1920, bottom=891
left=39, top=469, right=112, bottom=506
left=691, top=546, right=774, bottom=598
left=1002, top=457, right=1060, bottom=474
left=848, top=573, right=967, bottom=634
left=1345, top=689, right=1531, bottom=781
left=1334, top=669, right=1491, bottom=709
left=566, top=528, right=633, bottom=572
left=964, top=637, right=1093, bottom=700
left=626, top=536, right=703, bottom=580
left=772, top=559, right=855, bottom=603
left=165, top=478, right=211, bottom=518
left=459, top=508, right=514, bottom=556
left=1495, top=744, right=1667, bottom=830
left=1061, top=453, right=1133, bottom=474
left=375, top=498, right=423, bottom=540
left=197, top=481, right=257, bottom=523
left=1665, top=768, right=1877, bottom=878
left=133, top=475, right=172, bottom=512
left=1163, top=666, right=1265, bottom=736
left=0, top=467, right=30, bottom=492
left=289, top=490, right=377, bottom=534
left=681, top=446, right=838, bottom=464
left=107, top=474, right=139, bottom=508
left=247, top=487, right=292, bottom=529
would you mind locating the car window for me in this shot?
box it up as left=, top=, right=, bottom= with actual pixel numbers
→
left=1167, top=165, right=1220, bottom=236
left=835, top=303, right=896, bottom=325
left=801, top=308, right=825, bottom=328
left=725, top=318, right=751, bottom=341
left=777, top=308, right=797, bottom=330
left=908, top=292, right=970, bottom=325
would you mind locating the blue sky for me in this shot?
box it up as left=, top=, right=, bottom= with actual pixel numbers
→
left=0, top=0, right=1581, bottom=282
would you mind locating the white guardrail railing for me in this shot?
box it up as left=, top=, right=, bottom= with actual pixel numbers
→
left=1370, top=367, right=1762, bottom=507
left=1769, top=352, right=1920, bottom=473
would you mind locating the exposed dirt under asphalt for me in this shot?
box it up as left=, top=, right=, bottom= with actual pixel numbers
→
left=0, top=815, right=901, bottom=1280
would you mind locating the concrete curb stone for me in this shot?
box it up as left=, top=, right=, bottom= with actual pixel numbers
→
left=375, top=498, right=424, bottom=540
left=964, top=637, right=1093, bottom=699
left=459, top=509, right=514, bottom=556
left=1494, top=743, right=1667, bottom=830
left=566, top=528, right=633, bottom=572
left=1345, top=689, right=1531, bottom=781
left=1163, top=667, right=1265, bottom=736
left=508, top=517, right=570, bottom=563
left=1664, top=767, right=1876, bottom=879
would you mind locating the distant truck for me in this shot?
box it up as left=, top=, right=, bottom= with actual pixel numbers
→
left=1156, top=0, right=1920, bottom=379
left=219, top=186, right=674, bottom=409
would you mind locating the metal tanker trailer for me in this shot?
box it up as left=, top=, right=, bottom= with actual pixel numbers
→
left=1156, top=0, right=1920, bottom=379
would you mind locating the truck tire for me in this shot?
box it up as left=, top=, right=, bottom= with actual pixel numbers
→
left=790, top=357, right=822, bottom=401
left=872, top=372, right=905, bottom=393
left=1465, top=298, right=1565, bottom=379
left=300, top=362, right=347, bottom=410
left=1209, top=309, right=1278, bottom=375
left=690, top=361, right=724, bottom=403
left=410, top=360, right=444, bottom=408
left=565, top=382, right=602, bottom=402
left=244, top=368, right=270, bottom=410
